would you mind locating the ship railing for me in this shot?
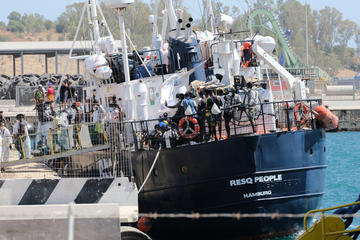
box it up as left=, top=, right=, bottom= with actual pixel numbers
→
left=300, top=201, right=360, bottom=240
left=121, top=99, right=322, bottom=151
left=1, top=122, right=133, bottom=179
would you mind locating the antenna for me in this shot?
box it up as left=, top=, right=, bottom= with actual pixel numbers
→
left=104, top=0, right=134, bottom=84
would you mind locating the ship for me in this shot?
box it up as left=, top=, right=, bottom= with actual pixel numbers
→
left=91, top=1, right=335, bottom=239
left=1, top=0, right=339, bottom=239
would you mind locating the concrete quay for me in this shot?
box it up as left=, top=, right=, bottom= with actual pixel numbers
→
left=324, top=100, right=360, bottom=131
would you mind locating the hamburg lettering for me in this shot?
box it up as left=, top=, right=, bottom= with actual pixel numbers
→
left=243, top=190, right=272, bottom=199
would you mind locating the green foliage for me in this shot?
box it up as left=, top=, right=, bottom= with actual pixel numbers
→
left=22, top=13, right=47, bottom=33
left=0, top=35, right=12, bottom=42
left=44, top=20, right=54, bottom=30
left=99, top=0, right=153, bottom=48
left=7, top=20, right=24, bottom=32
left=6, top=11, right=54, bottom=34
left=247, top=0, right=360, bottom=73
left=7, top=11, right=22, bottom=21
left=0, top=21, right=6, bottom=31
left=2, top=0, right=359, bottom=74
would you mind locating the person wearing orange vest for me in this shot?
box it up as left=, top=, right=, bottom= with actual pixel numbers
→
left=241, top=41, right=253, bottom=68
left=47, top=83, right=55, bottom=102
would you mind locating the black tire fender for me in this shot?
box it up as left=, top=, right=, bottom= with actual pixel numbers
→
left=121, top=226, right=152, bottom=240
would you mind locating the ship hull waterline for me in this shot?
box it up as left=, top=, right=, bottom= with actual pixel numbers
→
left=132, top=129, right=327, bottom=239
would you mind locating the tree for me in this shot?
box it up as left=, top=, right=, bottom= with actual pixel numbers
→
left=7, top=11, right=22, bottom=22
left=7, top=20, right=24, bottom=32
left=336, top=20, right=357, bottom=46
left=7, top=11, right=24, bottom=32
left=317, top=7, right=342, bottom=51
left=44, top=20, right=54, bottom=30
left=0, top=21, right=6, bottom=31
left=22, top=13, right=47, bottom=33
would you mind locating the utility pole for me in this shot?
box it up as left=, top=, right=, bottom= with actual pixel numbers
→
left=305, top=0, right=309, bottom=67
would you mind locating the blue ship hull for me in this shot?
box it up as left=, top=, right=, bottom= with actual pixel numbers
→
left=132, top=129, right=327, bottom=239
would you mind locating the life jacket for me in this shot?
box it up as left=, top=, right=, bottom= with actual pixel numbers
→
left=241, top=42, right=254, bottom=67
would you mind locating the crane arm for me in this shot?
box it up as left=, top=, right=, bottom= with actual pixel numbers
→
left=252, top=43, right=307, bottom=100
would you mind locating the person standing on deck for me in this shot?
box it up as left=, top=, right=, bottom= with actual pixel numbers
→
left=0, top=122, right=12, bottom=169
left=197, top=89, right=207, bottom=141
left=59, top=80, right=68, bottom=110
left=165, top=93, right=185, bottom=124
left=181, top=92, right=197, bottom=116
left=92, top=102, right=106, bottom=144
left=206, top=89, right=223, bottom=141
left=71, top=102, right=83, bottom=149
left=223, top=88, right=242, bottom=138
left=13, top=114, right=31, bottom=159
left=34, top=85, right=45, bottom=106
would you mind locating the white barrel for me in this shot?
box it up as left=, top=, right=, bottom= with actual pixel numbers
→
left=133, top=81, right=149, bottom=120
left=218, top=41, right=231, bottom=54
left=326, top=85, right=354, bottom=96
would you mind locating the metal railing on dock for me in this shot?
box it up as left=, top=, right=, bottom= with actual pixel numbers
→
left=1, top=122, right=133, bottom=179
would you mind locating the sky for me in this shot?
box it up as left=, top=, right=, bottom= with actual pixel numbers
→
left=0, top=0, right=359, bottom=25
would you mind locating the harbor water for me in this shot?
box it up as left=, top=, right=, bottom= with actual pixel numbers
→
left=277, top=131, right=360, bottom=240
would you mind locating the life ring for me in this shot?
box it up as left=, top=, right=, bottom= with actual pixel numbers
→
left=178, top=116, right=200, bottom=139
left=293, top=102, right=310, bottom=125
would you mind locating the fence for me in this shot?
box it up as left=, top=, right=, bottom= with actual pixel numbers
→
left=2, top=122, right=133, bottom=179
left=121, top=99, right=322, bottom=151
left=15, top=85, right=85, bottom=106
left=3, top=98, right=321, bottom=177
left=0, top=203, right=138, bottom=240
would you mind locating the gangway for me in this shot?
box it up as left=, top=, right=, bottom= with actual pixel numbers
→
left=2, top=144, right=110, bottom=168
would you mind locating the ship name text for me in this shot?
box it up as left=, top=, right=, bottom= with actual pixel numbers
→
left=229, top=174, right=282, bottom=187
left=243, top=190, right=272, bottom=199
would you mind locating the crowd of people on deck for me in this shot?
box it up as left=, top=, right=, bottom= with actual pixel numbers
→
left=0, top=72, right=263, bottom=170
left=145, top=83, right=260, bottom=149
left=0, top=78, right=129, bottom=171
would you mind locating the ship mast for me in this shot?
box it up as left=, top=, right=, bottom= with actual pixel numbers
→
left=90, top=0, right=101, bottom=53
left=205, top=0, right=215, bottom=33
left=117, top=8, right=131, bottom=84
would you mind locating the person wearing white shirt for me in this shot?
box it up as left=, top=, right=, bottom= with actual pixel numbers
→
left=0, top=122, right=12, bottom=167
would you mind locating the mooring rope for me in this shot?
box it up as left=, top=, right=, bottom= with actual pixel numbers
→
left=138, top=145, right=162, bottom=193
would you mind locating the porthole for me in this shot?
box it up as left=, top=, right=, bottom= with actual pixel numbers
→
left=181, top=166, right=188, bottom=174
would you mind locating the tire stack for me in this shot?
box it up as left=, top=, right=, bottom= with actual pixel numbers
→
left=0, top=74, right=86, bottom=100
left=0, top=74, right=11, bottom=99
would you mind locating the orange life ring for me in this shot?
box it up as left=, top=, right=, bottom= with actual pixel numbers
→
left=293, top=102, right=310, bottom=125
left=178, top=116, right=200, bottom=139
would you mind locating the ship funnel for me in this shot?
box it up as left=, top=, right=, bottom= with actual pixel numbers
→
left=176, top=19, right=183, bottom=37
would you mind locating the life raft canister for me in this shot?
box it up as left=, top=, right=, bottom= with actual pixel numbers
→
left=178, top=116, right=200, bottom=139
left=293, top=102, right=310, bottom=125
left=313, top=105, right=339, bottom=130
